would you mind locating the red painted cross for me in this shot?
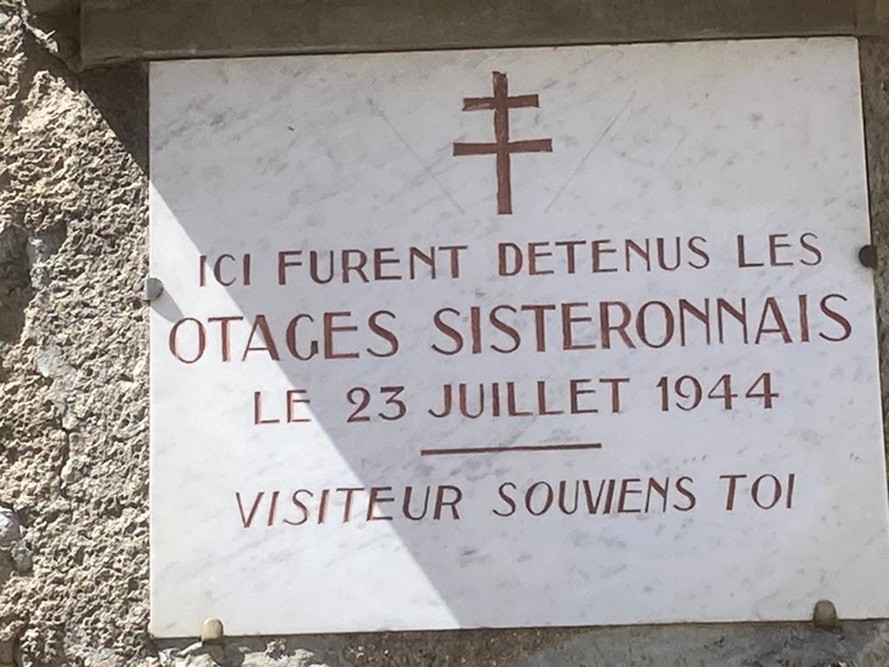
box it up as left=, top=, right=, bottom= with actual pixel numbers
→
left=453, top=71, right=553, bottom=215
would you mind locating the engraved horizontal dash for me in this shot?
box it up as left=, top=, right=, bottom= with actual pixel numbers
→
left=420, top=443, right=602, bottom=457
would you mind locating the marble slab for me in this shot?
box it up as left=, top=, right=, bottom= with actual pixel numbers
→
left=149, top=37, right=889, bottom=637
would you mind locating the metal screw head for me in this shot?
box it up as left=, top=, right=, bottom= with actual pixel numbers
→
left=143, top=276, right=164, bottom=302
left=859, top=244, right=878, bottom=269
left=201, top=617, right=224, bottom=644
left=813, top=599, right=838, bottom=630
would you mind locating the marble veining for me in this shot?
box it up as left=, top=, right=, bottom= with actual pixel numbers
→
left=148, top=38, right=889, bottom=637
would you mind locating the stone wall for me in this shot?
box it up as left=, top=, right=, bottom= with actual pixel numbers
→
left=4, top=0, right=889, bottom=664
left=0, top=1, right=150, bottom=664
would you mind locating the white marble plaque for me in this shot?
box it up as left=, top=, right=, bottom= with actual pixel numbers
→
left=149, top=37, right=889, bottom=637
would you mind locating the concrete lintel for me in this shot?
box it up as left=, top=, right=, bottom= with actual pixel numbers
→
left=79, top=0, right=879, bottom=68
left=24, top=0, right=76, bottom=14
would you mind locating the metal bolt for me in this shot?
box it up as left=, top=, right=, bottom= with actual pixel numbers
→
left=859, top=244, right=878, bottom=269
left=143, top=276, right=164, bottom=302
left=813, top=599, right=838, bottom=630
left=200, top=617, right=224, bottom=644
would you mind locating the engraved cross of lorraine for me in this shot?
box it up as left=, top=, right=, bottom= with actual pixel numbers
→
left=453, top=71, right=553, bottom=215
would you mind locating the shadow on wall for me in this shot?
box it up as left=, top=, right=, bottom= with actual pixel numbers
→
left=23, top=6, right=149, bottom=172
left=0, top=224, right=31, bottom=349
left=79, top=61, right=148, bottom=173
left=148, top=619, right=888, bottom=666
